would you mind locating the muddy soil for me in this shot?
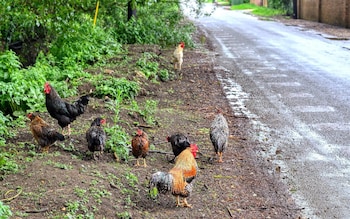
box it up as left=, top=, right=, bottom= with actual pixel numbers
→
left=0, top=22, right=315, bottom=219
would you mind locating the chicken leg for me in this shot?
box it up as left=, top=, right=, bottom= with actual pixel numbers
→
left=218, top=152, right=223, bottom=163
left=143, top=158, right=147, bottom=167
left=135, top=158, right=140, bottom=166
left=41, top=145, right=50, bottom=153
left=175, top=196, right=192, bottom=208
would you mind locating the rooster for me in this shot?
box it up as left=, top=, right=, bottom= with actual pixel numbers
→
left=86, top=117, right=106, bottom=160
left=150, top=144, right=198, bottom=208
left=131, top=129, right=149, bottom=167
left=27, top=113, right=65, bottom=153
left=173, top=42, right=185, bottom=71
left=209, top=111, right=229, bottom=163
left=44, top=82, right=89, bottom=136
left=167, top=133, right=191, bottom=162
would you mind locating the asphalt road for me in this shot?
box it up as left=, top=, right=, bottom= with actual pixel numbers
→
left=192, top=5, right=350, bottom=219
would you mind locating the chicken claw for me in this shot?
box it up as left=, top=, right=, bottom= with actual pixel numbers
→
left=41, top=145, right=49, bottom=153
left=182, top=198, right=192, bottom=208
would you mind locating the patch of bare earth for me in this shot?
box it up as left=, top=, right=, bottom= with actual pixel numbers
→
left=274, top=16, right=350, bottom=40
left=1, top=26, right=302, bottom=218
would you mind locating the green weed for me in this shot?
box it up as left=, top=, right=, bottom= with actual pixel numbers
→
left=0, top=201, right=12, bottom=219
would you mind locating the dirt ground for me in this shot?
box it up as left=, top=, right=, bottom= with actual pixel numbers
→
left=2, top=15, right=347, bottom=219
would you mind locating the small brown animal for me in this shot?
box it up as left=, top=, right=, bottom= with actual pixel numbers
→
left=27, top=113, right=65, bottom=153
left=131, top=129, right=149, bottom=167
left=86, top=117, right=106, bottom=160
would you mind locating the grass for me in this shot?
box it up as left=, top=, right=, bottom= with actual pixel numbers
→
left=231, top=3, right=286, bottom=17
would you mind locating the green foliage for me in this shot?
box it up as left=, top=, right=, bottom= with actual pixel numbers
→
left=0, top=201, right=12, bottom=219
left=0, top=111, right=15, bottom=142
left=252, top=7, right=285, bottom=17
left=49, top=15, right=122, bottom=68
left=149, top=186, right=158, bottom=199
left=104, top=97, right=130, bottom=162
left=112, top=2, right=195, bottom=47
left=136, top=52, right=170, bottom=81
left=158, top=69, right=170, bottom=82
left=268, top=0, right=292, bottom=15
left=64, top=200, right=94, bottom=219
left=105, top=124, right=130, bottom=162
left=128, top=99, right=158, bottom=126
left=93, top=75, right=140, bottom=100
left=116, top=211, right=131, bottom=219
left=231, top=3, right=286, bottom=17
left=231, top=3, right=259, bottom=10
left=124, top=172, right=138, bottom=188
left=136, top=52, right=159, bottom=80
left=0, top=150, right=19, bottom=179
left=0, top=51, right=21, bottom=82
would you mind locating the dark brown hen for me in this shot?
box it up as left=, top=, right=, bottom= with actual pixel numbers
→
left=27, top=113, right=65, bottom=153
left=131, top=129, right=149, bottom=167
left=86, top=117, right=106, bottom=160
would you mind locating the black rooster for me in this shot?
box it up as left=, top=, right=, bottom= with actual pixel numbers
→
left=167, top=133, right=191, bottom=162
left=44, top=82, right=89, bottom=136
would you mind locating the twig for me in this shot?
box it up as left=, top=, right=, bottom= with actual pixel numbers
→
left=110, top=182, right=118, bottom=189
left=226, top=206, right=234, bottom=218
left=137, top=124, right=153, bottom=128
left=1, top=188, right=22, bottom=202
left=25, top=208, right=49, bottom=213
left=148, top=150, right=173, bottom=155
left=152, top=140, right=169, bottom=145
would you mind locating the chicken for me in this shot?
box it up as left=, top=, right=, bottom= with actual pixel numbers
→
left=167, top=133, right=191, bottom=162
left=131, top=129, right=150, bottom=167
left=209, top=111, right=229, bottom=163
left=44, top=82, right=90, bottom=136
left=27, top=113, right=65, bottom=152
left=173, top=42, right=185, bottom=71
left=86, top=117, right=106, bottom=160
left=150, top=144, right=198, bottom=208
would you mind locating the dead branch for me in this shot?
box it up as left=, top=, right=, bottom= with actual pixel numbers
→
left=148, top=150, right=173, bottom=155
left=25, top=208, right=49, bottom=213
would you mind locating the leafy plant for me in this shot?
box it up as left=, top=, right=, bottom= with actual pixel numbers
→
left=104, top=96, right=130, bottom=162
left=93, top=75, right=140, bottom=100
left=116, top=211, right=131, bottom=219
left=45, top=160, right=73, bottom=170
left=0, top=50, right=21, bottom=82
left=128, top=99, right=158, bottom=126
left=105, top=125, right=130, bottom=162
left=0, top=201, right=12, bottom=219
left=0, top=149, right=19, bottom=180
left=136, top=52, right=159, bottom=80
left=158, top=69, right=170, bottom=82
left=124, top=172, right=138, bottom=188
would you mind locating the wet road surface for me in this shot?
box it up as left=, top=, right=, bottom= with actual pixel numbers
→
left=193, top=5, right=350, bottom=219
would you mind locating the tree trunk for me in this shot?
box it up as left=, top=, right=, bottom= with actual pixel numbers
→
left=127, top=0, right=137, bottom=21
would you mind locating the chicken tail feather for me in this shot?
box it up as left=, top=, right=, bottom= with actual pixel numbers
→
left=150, top=171, right=173, bottom=194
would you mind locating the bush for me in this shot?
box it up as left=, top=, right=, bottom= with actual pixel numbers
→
left=93, top=76, right=140, bottom=100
